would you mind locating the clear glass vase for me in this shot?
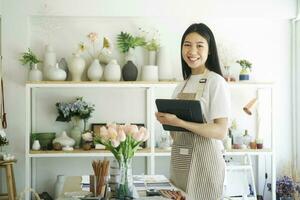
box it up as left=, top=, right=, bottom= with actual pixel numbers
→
left=117, top=158, right=133, bottom=199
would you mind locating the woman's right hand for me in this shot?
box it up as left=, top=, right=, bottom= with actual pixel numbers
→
left=155, top=112, right=182, bottom=127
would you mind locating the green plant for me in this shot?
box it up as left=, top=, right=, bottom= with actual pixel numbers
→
left=19, top=48, right=42, bottom=67
left=236, top=59, right=252, bottom=71
left=144, top=39, right=160, bottom=51
left=117, top=32, right=146, bottom=53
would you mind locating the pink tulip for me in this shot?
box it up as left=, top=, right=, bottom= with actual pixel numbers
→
left=118, top=129, right=126, bottom=142
left=138, top=127, right=149, bottom=141
left=108, top=127, right=118, bottom=140
left=100, top=126, right=109, bottom=141
left=132, top=131, right=143, bottom=142
left=107, top=123, right=117, bottom=130
left=129, top=125, right=139, bottom=135
left=111, top=139, right=120, bottom=147
left=123, top=123, right=132, bottom=135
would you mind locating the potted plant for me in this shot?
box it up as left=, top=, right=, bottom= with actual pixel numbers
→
left=276, top=175, right=300, bottom=200
left=236, top=59, right=252, bottom=81
left=19, top=48, right=43, bottom=81
left=117, top=31, right=145, bottom=81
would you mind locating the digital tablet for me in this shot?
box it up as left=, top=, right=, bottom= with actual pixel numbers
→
left=155, top=99, right=204, bottom=132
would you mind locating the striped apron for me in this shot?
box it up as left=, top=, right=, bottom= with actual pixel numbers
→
left=170, top=74, right=225, bottom=200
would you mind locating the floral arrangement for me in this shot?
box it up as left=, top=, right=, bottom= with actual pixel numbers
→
left=94, top=123, right=149, bottom=162
left=236, top=59, right=252, bottom=71
left=19, top=48, right=42, bottom=68
left=276, top=176, right=300, bottom=197
left=117, top=32, right=146, bottom=53
left=55, top=97, right=95, bottom=130
left=78, top=32, right=113, bottom=64
left=139, top=28, right=160, bottom=51
left=94, top=123, right=149, bottom=198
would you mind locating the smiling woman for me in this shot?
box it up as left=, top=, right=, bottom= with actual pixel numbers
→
left=155, top=23, right=230, bottom=200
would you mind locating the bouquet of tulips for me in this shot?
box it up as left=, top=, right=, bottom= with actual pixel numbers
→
left=94, top=123, right=149, bottom=162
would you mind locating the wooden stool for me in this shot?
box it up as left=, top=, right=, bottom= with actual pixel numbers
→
left=0, top=159, right=17, bottom=200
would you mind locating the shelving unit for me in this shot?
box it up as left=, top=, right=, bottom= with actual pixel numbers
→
left=25, top=81, right=276, bottom=200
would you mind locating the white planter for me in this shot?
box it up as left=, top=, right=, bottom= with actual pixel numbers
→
left=54, top=175, right=66, bottom=199
left=43, top=45, right=57, bottom=80
left=32, top=140, right=41, bottom=150
left=28, top=64, right=43, bottom=81
left=47, top=63, right=67, bottom=81
left=104, top=59, right=121, bottom=81
left=87, top=59, right=103, bottom=81
left=141, top=65, right=158, bottom=81
left=69, top=53, right=85, bottom=81
left=157, top=47, right=173, bottom=81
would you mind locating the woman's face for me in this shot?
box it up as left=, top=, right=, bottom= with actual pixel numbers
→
left=182, top=32, right=209, bottom=72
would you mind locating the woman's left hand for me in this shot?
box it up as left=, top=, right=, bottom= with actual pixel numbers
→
left=155, top=112, right=182, bottom=127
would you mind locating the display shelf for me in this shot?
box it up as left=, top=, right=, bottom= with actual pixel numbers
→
left=25, top=81, right=276, bottom=200
left=29, top=148, right=152, bottom=157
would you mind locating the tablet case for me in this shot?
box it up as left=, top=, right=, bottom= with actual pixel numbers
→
left=155, top=99, right=204, bottom=132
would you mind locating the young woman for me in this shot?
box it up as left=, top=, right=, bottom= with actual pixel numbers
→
left=155, top=23, right=230, bottom=200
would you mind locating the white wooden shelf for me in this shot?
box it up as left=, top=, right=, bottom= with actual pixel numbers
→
left=28, top=148, right=152, bottom=158
left=25, top=80, right=276, bottom=200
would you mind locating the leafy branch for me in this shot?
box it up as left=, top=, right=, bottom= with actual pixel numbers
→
left=117, top=32, right=146, bottom=53
left=19, top=48, right=42, bottom=67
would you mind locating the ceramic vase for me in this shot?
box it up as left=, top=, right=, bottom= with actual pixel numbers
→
left=58, top=58, right=69, bottom=80
left=32, top=140, right=41, bottom=150
left=53, top=131, right=75, bottom=150
left=47, top=63, right=67, bottom=81
left=69, top=53, right=85, bottom=81
left=54, top=175, right=66, bottom=199
left=141, top=65, right=158, bottom=81
left=148, top=51, right=156, bottom=65
left=29, top=64, right=43, bottom=81
left=104, top=59, right=121, bottom=81
left=69, top=117, right=82, bottom=148
left=122, top=61, right=138, bottom=81
left=157, top=47, right=173, bottom=81
left=43, top=45, right=57, bottom=80
left=87, top=59, right=103, bottom=81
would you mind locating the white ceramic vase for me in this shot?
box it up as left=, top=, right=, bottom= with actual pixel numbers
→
left=87, top=59, right=103, bottom=81
left=69, top=53, right=85, bottom=81
left=32, top=140, right=41, bottom=150
left=47, top=63, right=67, bottom=81
left=53, top=131, right=75, bottom=149
left=141, top=65, right=158, bottom=81
left=148, top=51, right=156, bottom=65
left=29, top=64, right=43, bottom=81
left=157, top=47, right=173, bottom=81
left=104, top=59, right=121, bottom=81
left=43, top=45, right=57, bottom=80
left=54, top=175, right=66, bottom=199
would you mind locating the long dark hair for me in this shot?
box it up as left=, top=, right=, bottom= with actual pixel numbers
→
left=181, top=23, right=222, bottom=80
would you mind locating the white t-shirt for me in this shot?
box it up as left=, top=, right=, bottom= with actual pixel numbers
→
left=172, top=71, right=231, bottom=127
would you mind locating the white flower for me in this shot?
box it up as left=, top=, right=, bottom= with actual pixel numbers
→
left=0, top=129, right=6, bottom=138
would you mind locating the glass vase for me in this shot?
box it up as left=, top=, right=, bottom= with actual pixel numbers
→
left=117, top=158, right=133, bottom=199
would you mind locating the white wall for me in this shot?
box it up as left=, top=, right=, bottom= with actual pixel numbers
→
left=1, top=0, right=296, bottom=197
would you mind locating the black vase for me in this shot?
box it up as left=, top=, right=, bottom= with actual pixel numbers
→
left=122, top=60, right=138, bottom=81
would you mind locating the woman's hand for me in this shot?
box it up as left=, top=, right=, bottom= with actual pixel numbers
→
left=155, top=112, right=182, bottom=127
